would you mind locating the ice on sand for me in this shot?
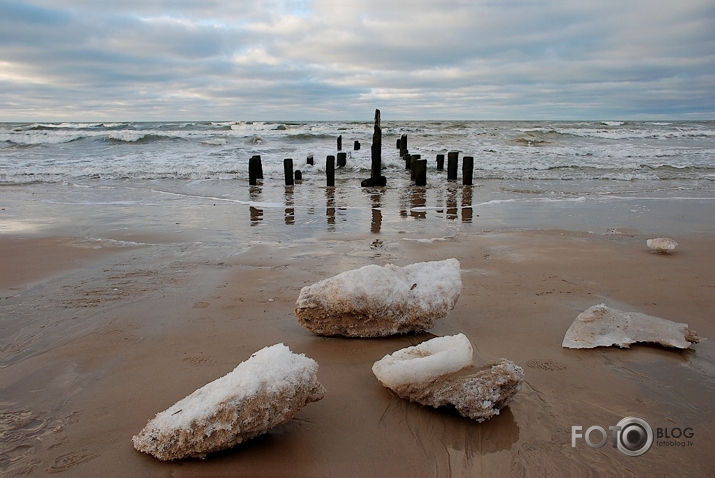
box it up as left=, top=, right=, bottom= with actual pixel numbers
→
left=372, top=334, right=524, bottom=422
left=562, top=303, right=701, bottom=350
left=133, top=343, right=325, bottom=461
left=295, top=258, right=462, bottom=337
left=647, top=237, right=678, bottom=253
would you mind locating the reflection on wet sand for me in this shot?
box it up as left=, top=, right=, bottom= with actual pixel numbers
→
left=410, top=187, right=426, bottom=220
left=379, top=393, right=520, bottom=460
left=285, top=186, right=295, bottom=226
left=250, top=186, right=263, bottom=226
left=248, top=184, right=476, bottom=231
left=462, top=186, right=473, bottom=223
left=369, top=190, right=382, bottom=234
left=446, top=185, right=459, bottom=221
left=326, top=187, right=336, bottom=232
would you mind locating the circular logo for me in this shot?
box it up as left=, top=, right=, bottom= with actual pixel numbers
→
left=616, top=417, right=653, bottom=457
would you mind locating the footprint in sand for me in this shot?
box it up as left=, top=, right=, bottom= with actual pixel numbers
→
left=192, top=301, right=210, bottom=309
left=47, top=450, right=97, bottom=473
left=526, top=359, right=567, bottom=371
left=183, top=356, right=216, bottom=367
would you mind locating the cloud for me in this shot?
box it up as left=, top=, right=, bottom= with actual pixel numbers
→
left=0, top=0, right=712, bottom=120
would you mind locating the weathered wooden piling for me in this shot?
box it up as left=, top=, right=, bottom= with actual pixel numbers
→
left=462, top=156, right=474, bottom=186
left=414, top=159, right=427, bottom=186
left=295, top=170, right=302, bottom=181
left=252, top=155, right=263, bottom=180
left=354, top=141, right=360, bottom=150
left=404, top=153, right=412, bottom=171
left=447, top=152, right=459, bottom=180
left=284, top=158, right=294, bottom=186
left=396, top=139, right=400, bottom=149
left=326, top=155, right=335, bottom=187
left=248, top=156, right=258, bottom=185
left=399, top=134, right=408, bottom=157
left=307, top=153, right=314, bottom=166
left=361, top=109, right=387, bottom=187
left=337, top=135, right=342, bottom=151
left=337, top=152, right=347, bottom=168
left=410, top=154, right=421, bottom=181
left=436, top=154, right=445, bottom=170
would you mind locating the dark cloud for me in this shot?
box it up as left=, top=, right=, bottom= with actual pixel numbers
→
left=0, top=0, right=712, bottom=120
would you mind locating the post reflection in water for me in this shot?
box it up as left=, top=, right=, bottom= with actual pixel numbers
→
left=410, top=187, right=426, bottom=220
left=462, top=186, right=473, bottom=223
left=369, top=190, right=383, bottom=234
left=326, top=187, right=336, bottom=232
left=399, top=187, right=409, bottom=219
left=284, top=185, right=295, bottom=226
left=249, top=186, right=263, bottom=226
left=446, top=185, right=458, bottom=221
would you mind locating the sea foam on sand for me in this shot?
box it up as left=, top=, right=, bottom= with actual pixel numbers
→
left=295, top=258, right=462, bottom=337
left=373, top=334, right=524, bottom=422
left=133, top=343, right=325, bottom=461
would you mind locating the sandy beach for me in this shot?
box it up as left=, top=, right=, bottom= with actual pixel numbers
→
left=1, top=190, right=714, bottom=477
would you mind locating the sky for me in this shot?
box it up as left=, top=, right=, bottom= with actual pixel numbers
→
left=0, top=0, right=713, bottom=121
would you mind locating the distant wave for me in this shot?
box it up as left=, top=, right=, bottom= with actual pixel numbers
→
left=105, top=132, right=182, bottom=143
left=287, top=133, right=335, bottom=141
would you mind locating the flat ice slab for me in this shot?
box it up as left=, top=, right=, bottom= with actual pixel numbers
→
left=295, top=258, right=462, bottom=337
left=372, top=334, right=524, bottom=422
left=133, top=343, right=325, bottom=461
left=562, top=304, right=701, bottom=349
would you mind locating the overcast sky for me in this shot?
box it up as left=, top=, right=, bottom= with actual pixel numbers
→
left=1, top=0, right=713, bottom=121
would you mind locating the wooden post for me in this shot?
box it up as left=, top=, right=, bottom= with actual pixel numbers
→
left=249, top=156, right=257, bottom=185
left=354, top=141, right=360, bottom=150
left=410, top=154, right=421, bottom=181
left=462, top=156, right=473, bottom=186
left=326, top=155, right=335, bottom=187
left=400, top=134, right=407, bottom=158
left=251, top=155, right=263, bottom=180
left=361, top=109, right=387, bottom=187
left=415, top=159, right=427, bottom=186
left=337, top=152, right=347, bottom=168
left=337, top=135, right=342, bottom=151
left=295, top=170, right=302, bottom=181
left=447, top=151, right=459, bottom=180
left=405, top=153, right=412, bottom=171
left=370, top=109, right=382, bottom=181
left=436, top=154, right=445, bottom=170
left=307, top=153, right=314, bottom=166
left=284, top=158, right=294, bottom=186
left=396, top=139, right=400, bottom=149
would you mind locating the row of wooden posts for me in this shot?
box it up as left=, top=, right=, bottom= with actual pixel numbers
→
left=248, top=150, right=475, bottom=187
left=247, top=109, right=474, bottom=187
left=248, top=153, right=474, bottom=187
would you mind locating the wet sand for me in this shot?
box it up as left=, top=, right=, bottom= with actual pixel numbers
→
left=2, top=224, right=714, bottom=477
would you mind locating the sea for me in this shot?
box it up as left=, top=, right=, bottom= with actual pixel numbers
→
left=1, top=120, right=714, bottom=242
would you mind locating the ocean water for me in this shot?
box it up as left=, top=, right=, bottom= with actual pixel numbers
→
left=1, top=120, right=714, bottom=241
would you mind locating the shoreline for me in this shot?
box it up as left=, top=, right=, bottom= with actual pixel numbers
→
left=1, top=222, right=714, bottom=475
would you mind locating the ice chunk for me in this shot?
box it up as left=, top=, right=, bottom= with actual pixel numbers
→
left=372, top=335, right=524, bottom=422
left=562, top=304, right=701, bottom=349
left=372, top=334, right=474, bottom=389
left=646, top=237, right=678, bottom=253
left=132, top=343, right=325, bottom=461
left=295, top=259, right=462, bottom=337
